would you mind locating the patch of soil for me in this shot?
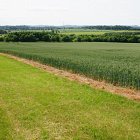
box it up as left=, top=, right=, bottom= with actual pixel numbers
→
left=1, top=53, right=140, bottom=101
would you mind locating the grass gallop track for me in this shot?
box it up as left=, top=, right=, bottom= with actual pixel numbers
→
left=0, top=55, right=140, bottom=140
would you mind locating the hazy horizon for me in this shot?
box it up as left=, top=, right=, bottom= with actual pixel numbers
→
left=0, top=0, right=140, bottom=25
left=0, top=25, right=140, bottom=26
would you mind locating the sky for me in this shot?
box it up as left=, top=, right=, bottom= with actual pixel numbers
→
left=0, top=0, right=140, bottom=25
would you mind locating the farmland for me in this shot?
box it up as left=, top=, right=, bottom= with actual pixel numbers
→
left=59, top=29, right=140, bottom=35
left=0, top=42, right=140, bottom=90
left=0, top=55, right=140, bottom=139
left=59, top=29, right=110, bottom=35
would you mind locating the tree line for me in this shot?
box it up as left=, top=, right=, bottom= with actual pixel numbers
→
left=83, top=25, right=140, bottom=30
left=0, top=31, right=140, bottom=43
left=0, top=25, right=140, bottom=31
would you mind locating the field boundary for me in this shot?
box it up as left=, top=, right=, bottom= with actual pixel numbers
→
left=1, top=53, right=140, bottom=101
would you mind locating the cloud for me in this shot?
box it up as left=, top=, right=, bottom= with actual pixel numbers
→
left=0, top=0, right=140, bottom=25
left=28, top=7, right=69, bottom=12
left=0, top=8, right=7, bottom=11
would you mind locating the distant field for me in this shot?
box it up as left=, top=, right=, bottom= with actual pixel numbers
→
left=0, top=55, right=140, bottom=139
left=59, top=29, right=106, bottom=35
left=59, top=29, right=140, bottom=35
left=0, top=42, right=140, bottom=89
left=8, top=29, right=140, bottom=35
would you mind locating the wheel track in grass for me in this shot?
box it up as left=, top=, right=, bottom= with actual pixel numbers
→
left=0, top=53, right=140, bottom=101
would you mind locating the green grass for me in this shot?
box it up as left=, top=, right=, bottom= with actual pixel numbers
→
left=0, top=42, right=140, bottom=89
left=0, top=55, right=140, bottom=140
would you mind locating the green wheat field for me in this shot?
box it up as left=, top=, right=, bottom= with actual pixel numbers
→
left=0, top=42, right=140, bottom=89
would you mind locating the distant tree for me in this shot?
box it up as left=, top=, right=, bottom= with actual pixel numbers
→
left=0, top=30, right=7, bottom=34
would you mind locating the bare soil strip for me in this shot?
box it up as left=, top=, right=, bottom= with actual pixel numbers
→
left=1, top=53, right=140, bottom=101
